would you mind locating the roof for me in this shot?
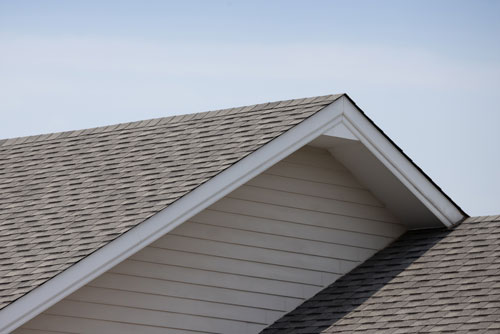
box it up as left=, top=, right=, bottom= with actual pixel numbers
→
left=0, top=93, right=468, bottom=333
left=262, top=215, right=500, bottom=334
left=0, top=94, right=341, bottom=310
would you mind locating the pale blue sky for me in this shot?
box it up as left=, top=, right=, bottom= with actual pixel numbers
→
left=1, top=0, right=499, bottom=216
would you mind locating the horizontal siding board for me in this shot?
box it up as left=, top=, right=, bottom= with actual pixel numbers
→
left=247, top=173, right=381, bottom=206
left=192, top=209, right=402, bottom=245
left=111, top=259, right=319, bottom=298
left=90, top=272, right=303, bottom=311
left=67, top=286, right=282, bottom=324
left=46, top=300, right=265, bottom=334
left=208, top=198, right=405, bottom=237
left=17, top=145, right=404, bottom=334
left=264, top=161, right=363, bottom=189
left=130, top=247, right=338, bottom=285
left=14, top=328, right=77, bottom=334
left=170, top=222, right=376, bottom=261
left=154, top=233, right=351, bottom=273
left=229, top=185, right=398, bottom=223
left=282, top=150, right=347, bottom=170
left=184, top=213, right=391, bottom=251
left=22, top=314, right=219, bottom=334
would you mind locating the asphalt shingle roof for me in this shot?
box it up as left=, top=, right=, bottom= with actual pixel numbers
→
left=0, top=94, right=342, bottom=310
left=261, top=215, right=500, bottom=334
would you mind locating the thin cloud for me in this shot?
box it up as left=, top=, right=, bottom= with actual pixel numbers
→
left=2, top=35, right=499, bottom=92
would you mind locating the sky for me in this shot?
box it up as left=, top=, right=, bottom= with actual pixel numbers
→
left=0, top=0, right=499, bottom=216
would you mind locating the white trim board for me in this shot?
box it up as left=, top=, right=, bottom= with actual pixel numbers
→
left=0, top=95, right=466, bottom=333
left=341, top=102, right=463, bottom=227
left=322, top=101, right=465, bottom=228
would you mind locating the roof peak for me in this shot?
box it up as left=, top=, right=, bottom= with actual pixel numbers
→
left=0, top=93, right=343, bottom=147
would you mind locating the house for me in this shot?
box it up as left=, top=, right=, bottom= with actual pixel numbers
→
left=0, top=93, right=495, bottom=334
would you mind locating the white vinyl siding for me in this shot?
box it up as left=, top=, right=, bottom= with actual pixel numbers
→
left=15, top=146, right=406, bottom=334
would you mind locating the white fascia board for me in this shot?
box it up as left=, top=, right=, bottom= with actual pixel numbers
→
left=0, top=99, right=344, bottom=334
left=339, top=99, right=465, bottom=227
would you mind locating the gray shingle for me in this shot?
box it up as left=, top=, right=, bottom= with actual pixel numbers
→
left=0, top=94, right=342, bottom=310
left=261, top=216, right=500, bottom=334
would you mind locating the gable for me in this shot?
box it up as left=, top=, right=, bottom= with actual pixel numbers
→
left=14, top=146, right=407, bottom=333
left=0, top=94, right=467, bottom=333
left=0, top=95, right=340, bottom=329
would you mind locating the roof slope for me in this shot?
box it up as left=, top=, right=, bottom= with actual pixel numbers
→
left=262, top=215, right=500, bottom=334
left=0, top=94, right=341, bottom=310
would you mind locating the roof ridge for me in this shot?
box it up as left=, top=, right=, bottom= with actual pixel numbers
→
left=0, top=93, right=342, bottom=147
